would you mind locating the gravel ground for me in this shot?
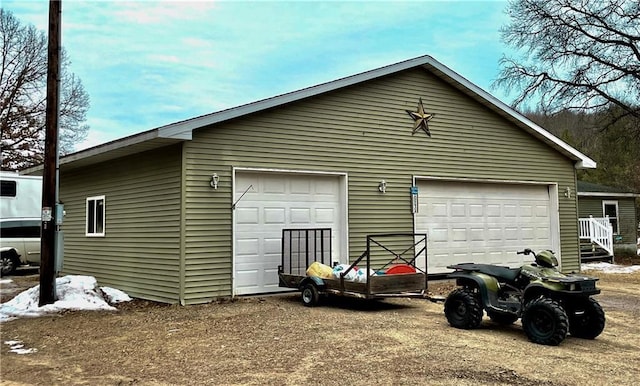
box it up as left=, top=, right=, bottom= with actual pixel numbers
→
left=0, top=269, right=639, bottom=385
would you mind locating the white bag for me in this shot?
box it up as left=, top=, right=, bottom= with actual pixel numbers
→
left=333, top=264, right=357, bottom=281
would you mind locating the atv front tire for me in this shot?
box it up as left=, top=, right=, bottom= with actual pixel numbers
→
left=487, top=310, right=519, bottom=325
left=569, top=298, right=605, bottom=339
left=522, top=298, right=568, bottom=346
left=444, top=288, right=483, bottom=329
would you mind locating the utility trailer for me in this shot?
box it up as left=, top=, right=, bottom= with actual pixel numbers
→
left=278, top=228, right=428, bottom=306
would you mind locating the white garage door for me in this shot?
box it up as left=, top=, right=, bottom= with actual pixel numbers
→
left=415, top=181, right=554, bottom=274
left=234, top=172, right=343, bottom=295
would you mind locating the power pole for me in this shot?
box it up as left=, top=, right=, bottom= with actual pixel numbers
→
left=39, top=0, right=61, bottom=306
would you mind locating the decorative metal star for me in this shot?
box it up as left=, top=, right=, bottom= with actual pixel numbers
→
left=406, top=98, right=435, bottom=136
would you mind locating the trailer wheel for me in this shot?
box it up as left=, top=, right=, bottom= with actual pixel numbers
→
left=301, top=283, right=320, bottom=307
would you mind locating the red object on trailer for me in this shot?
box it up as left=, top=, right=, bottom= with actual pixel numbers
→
left=386, top=264, right=417, bottom=274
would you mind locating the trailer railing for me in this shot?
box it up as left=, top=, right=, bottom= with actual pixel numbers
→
left=340, top=234, right=427, bottom=293
left=281, top=228, right=332, bottom=276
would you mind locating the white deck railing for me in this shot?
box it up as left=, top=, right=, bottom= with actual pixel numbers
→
left=578, top=216, right=614, bottom=257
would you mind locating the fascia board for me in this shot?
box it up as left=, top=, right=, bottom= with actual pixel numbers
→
left=21, top=130, right=161, bottom=174
left=157, top=55, right=436, bottom=140
left=62, top=130, right=161, bottom=164
left=45, top=54, right=596, bottom=172
left=423, top=58, right=597, bottom=170
left=32, top=55, right=430, bottom=171
left=578, top=192, right=640, bottom=198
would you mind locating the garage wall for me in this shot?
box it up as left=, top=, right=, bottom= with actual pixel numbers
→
left=59, top=146, right=183, bottom=303
left=182, top=67, right=579, bottom=304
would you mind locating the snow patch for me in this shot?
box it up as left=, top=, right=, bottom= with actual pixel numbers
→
left=581, top=262, right=640, bottom=274
left=0, top=275, right=131, bottom=323
left=4, top=340, right=38, bottom=354
left=101, top=286, right=132, bottom=303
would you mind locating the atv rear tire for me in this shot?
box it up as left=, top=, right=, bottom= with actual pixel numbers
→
left=487, top=310, right=519, bottom=325
left=444, top=288, right=483, bottom=329
left=569, top=298, right=605, bottom=339
left=522, top=298, right=568, bottom=346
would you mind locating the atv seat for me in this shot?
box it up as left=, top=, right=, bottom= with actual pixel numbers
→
left=448, top=263, right=521, bottom=283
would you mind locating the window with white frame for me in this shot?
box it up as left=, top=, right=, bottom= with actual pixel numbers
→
left=602, top=200, right=619, bottom=234
left=86, top=195, right=105, bottom=236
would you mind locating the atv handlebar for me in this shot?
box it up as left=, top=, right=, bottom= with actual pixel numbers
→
left=517, top=248, right=556, bottom=257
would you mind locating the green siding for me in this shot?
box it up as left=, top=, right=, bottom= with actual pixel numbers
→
left=577, top=197, right=601, bottom=219
left=183, top=68, right=580, bottom=304
left=59, top=146, right=183, bottom=303
left=619, top=200, right=638, bottom=243
left=578, top=196, right=638, bottom=243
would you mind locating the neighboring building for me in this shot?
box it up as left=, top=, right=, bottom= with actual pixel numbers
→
left=577, top=180, right=639, bottom=257
left=24, top=55, right=595, bottom=304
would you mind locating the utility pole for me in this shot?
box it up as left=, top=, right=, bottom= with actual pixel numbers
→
left=39, top=0, right=61, bottom=306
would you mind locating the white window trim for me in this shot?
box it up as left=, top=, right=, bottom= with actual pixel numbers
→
left=86, top=195, right=105, bottom=237
left=602, top=200, right=619, bottom=235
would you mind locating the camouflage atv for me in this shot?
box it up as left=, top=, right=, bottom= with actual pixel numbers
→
left=443, top=249, right=605, bottom=346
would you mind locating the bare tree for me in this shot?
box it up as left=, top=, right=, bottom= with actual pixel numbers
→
left=526, top=107, right=640, bottom=217
left=495, top=0, right=640, bottom=133
left=1, top=8, right=89, bottom=171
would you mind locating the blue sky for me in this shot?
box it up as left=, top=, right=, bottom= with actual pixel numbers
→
left=4, top=0, right=513, bottom=151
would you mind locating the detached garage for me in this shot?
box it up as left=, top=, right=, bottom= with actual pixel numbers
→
left=24, top=55, right=595, bottom=304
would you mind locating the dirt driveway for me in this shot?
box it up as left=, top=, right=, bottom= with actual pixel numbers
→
left=1, top=269, right=639, bottom=386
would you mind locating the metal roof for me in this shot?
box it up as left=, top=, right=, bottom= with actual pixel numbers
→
left=23, top=54, right=596, bottom=174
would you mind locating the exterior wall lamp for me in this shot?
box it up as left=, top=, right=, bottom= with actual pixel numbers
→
left=210, top=173, right=219, bottom=190
left=564, top=186, right=572, bottom=198
left=378, top=180, right=387, bottom=194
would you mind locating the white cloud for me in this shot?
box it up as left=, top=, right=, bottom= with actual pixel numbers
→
left=113, top=1, right=219, bottom=24
left=4, top=0, right=512, bottom=150
left=74, top=127, right=124, bottom=151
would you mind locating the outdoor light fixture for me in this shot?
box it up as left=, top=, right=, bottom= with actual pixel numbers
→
left=378, top=180, right=387, bottom=194
left=564, top=186, right=572, bottom=198
left=210, top=173, right=220, bottom=190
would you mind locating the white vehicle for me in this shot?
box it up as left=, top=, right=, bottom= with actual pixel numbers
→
left=0, top=218, right=41, bottom=275
left=1, top=171, right=42, bottom=219
left=1, top=172, right=42, bottom=275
